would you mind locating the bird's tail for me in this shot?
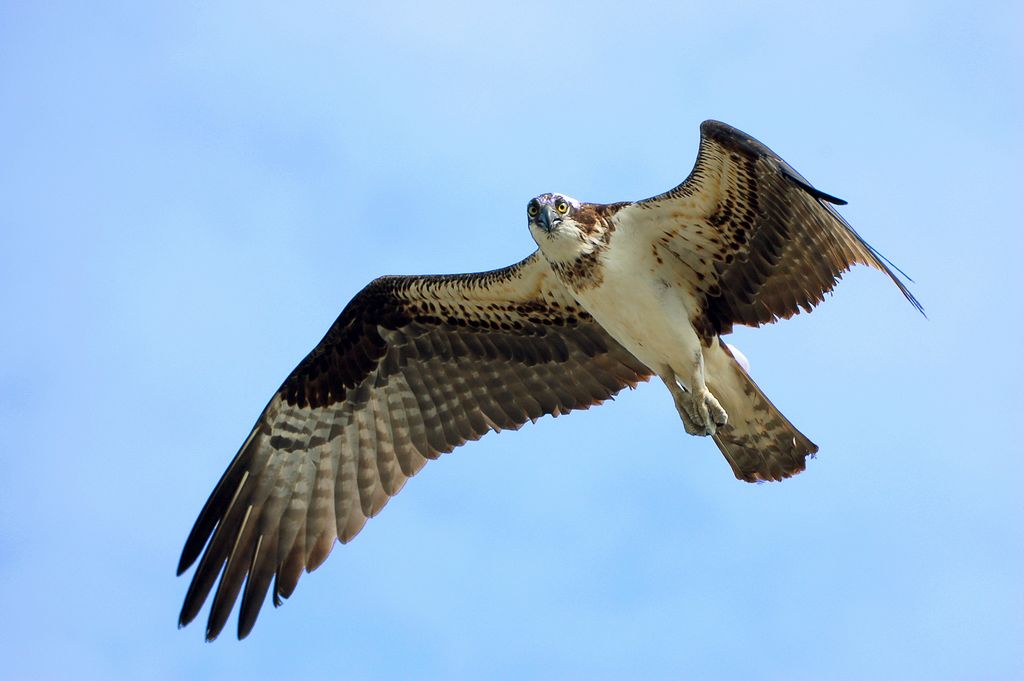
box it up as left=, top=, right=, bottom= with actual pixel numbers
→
left=705, top=341, right=818, bottom=482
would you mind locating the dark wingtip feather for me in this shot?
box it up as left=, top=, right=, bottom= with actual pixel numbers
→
left=840, top=218, right=927, bottom=318
left=700, top=119, right=850, bottom=207
left=807, top=186, right=847, bottom=205
left=870, top=251, right=926, bottom=317
left=892, top=277, right=926, bottom=318
left=178, top=431, right=261, bottom=576
left=237, top=532, right=278, bottom=640
left=781, top=165, right=847, bottom=205
left=178, top=524, right=212, bottom=577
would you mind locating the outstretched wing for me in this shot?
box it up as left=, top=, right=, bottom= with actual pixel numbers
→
left=621, top=119, right=923, bottom=336
left=177, top=252, right=650, bottom=640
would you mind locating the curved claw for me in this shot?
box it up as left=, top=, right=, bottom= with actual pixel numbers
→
left=672, top=386, right=728, bottom=437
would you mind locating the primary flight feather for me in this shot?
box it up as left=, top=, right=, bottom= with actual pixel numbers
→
left=178, top=120, right=921, bottom=640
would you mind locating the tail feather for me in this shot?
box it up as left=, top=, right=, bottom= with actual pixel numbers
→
left=706, top=342, right=818, bottom=482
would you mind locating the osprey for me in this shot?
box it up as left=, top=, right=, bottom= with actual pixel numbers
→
left=178, top=120, right=921, bottom=640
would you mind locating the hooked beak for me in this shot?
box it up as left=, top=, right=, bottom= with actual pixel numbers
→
left=539, top=205, right=562, bottom=233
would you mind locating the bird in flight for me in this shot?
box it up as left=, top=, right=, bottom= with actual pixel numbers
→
left=178, top=120, right=921, bottom=640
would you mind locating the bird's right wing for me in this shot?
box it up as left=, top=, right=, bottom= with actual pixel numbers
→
left=177, top=251, right=650, bottom=640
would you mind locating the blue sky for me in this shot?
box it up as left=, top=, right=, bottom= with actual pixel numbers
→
left=2, top=1, right=1022, bottom=679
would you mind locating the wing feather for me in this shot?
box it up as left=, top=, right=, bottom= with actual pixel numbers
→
left=275, top=513, right=306, bottom=599
left=178, top=252, right=650, bottom=639
left=305, top=444, right=338, bottom=569
left=628, top=120, right=922, bottom=335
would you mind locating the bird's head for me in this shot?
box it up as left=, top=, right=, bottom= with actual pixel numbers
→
left=526, top=193, right=606, bottom=263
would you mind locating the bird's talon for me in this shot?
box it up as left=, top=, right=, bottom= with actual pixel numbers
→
left=674, top=388, right=726, bottom=437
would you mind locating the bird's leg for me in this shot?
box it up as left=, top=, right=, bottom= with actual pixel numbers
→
left=663, top=372, right=706, bottom=436
left=660, top=348, right=728, bottom=437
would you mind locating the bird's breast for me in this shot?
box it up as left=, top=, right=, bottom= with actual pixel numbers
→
left=569, top=244, right=702, bottom=370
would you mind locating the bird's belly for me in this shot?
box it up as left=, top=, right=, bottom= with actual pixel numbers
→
left=572, top=264, right=700, bottom=372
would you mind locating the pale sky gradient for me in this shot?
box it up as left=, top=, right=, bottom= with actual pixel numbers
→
left=2, top=2, right=1022, bottom=680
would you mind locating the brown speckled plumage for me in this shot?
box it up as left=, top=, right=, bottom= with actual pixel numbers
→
left=178, top=120, right=921, bottom=642
left=546, top=205, right=622, bottom=291
left=635, top=121, right=921, bottom=338
left=177, top=252, right=649, bottom=641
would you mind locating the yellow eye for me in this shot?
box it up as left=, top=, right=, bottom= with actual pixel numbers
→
left=528, top=204, right=539, bottom=217
left=556, top=201, right=569, bottom=214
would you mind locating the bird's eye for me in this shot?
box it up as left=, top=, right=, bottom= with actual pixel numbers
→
left=528, top=204, right=539, bottom=217
left=556, top=201, right=569, bottom=214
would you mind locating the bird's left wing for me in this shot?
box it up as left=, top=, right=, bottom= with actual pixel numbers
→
left=619, top=120, right=922, bottom=337
left=177, top=252, right=650, bottom=640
